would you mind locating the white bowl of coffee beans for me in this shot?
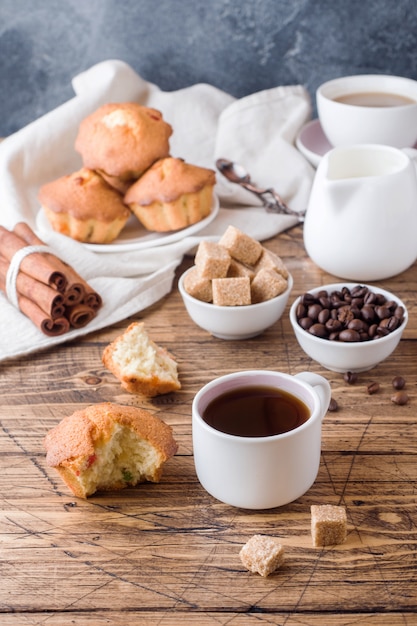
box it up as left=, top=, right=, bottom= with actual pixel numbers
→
left=289, top=283, right=408, bottom=373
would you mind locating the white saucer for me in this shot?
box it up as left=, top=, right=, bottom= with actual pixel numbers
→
left=36, top=194, right=219, bottom=253
left=295, top=119, right=332, bottom=168
left=296, top=118, right=417, bottom=168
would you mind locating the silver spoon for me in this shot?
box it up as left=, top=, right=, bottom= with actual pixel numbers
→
left=216, top=158, right=304, bottom=220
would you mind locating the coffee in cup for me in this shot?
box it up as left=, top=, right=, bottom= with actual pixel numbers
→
left=202, top=384, right=310, bottom=437
left=192, top=370, right=331, bottom=509
left=317, top=74, right=417, bottom=148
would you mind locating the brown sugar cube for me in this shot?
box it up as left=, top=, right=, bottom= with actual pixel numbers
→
left=251, top=268, right=288, bottom=303
left=212, top=276, right=251, bottom=306
left=219, top=225, right=262, bottom=265
left=195, top=240, right=231, bottom=279
left=227, top=258, right=255, bottom=280
left=183, top=267, right=213, bottom=302
left=239, top=534, right=285, bottom=577
left=311, top=505, right=347, bottom=547
left=254, top=248, right=289, bottom=279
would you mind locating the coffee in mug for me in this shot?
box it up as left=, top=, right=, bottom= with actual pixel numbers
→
left=202, top=385, right=310, bottom=437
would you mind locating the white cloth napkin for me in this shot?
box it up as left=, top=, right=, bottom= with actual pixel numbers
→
left=0, top=60, right=314, bottom=361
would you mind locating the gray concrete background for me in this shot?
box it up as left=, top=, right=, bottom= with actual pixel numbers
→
left=1, top=0, right=417, bottom=136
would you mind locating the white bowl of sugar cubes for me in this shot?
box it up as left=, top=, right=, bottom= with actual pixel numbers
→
left=178, top=225, right=293, bottom=340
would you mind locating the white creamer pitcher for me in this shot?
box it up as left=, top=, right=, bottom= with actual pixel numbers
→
left=303, top=144, right=417, bottom=281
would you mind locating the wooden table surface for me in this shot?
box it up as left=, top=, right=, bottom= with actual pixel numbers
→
left=1, top=224, right=417, bottom=626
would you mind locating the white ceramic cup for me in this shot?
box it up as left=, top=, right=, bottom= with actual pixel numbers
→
left=192, top=370, right=331, bottom=509
left=317, top=74, right=417, bottom=148
left=303, top=143, right=417, bottom=281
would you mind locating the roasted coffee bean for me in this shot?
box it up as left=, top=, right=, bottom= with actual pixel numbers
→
left=348, top=319, right=369, bottom=332
left=296, top=303, right=306, bottom=318
left=367, top=381, right=380, bottom=395
left=338, top=306, right=355, bottom=324
left=308, top=323, right=327, bottom=338
left=391, top=390, right=409, bottom=405
left=384, top=317, right=400, bottom=331
left=361, top=305, right=376, bottom=322
left=300, top=293, right=316, bottom=306
left=308, top=303, right=322, bottom=320
left=318, top=308, right=330, bottom=324
left=351, top=286, right=368, bottom=298
left=295, top=285, right=405, bottom=343
left=325, top=318, right=342, bottom=332
left=395, top=306, right=405, bottom=319
left=392, top=376, right=406, bottom=390
left=344, top=371, right=358, bottom=384
left=375, top=305, right=390, bottom=320
left=328, top=397, right=339, bottom=412
left=339, top=329, right=361, bottom=342
left=318, top=295, right=331, bottom=308
left=299, top=317, right=314, bottom=330
left=364, top=292, right=377, bottom=304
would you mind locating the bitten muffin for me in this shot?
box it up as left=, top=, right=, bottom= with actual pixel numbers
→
left=75, top=102, right=173, bottom=192
left=102, top=321, right=181, bottom=396
left=124, top=157, right=216, bottom=232
left=38, top=167, right=131, bottom=244
left=44, top=402, right=178, bottom=498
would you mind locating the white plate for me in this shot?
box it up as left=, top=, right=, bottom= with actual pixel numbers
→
left=36, top=193, right=219, bottom=253
left=296, top=118, right=417, bottom=168
left=295, top=119, right=332, bottom=168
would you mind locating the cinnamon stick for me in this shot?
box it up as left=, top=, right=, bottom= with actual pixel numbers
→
left=0, top=225, right=67, bottom=292
left=0, top=256, right=66, bottom=319
left=83, top=286, right=103, bottom=311
left=0, top=271, right=70, bottom=336
left=19, top=295, right=70, bottom=336
left=65, top=303, right=96, bottom=329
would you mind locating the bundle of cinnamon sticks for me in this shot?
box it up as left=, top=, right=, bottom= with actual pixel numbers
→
left=0, top=222, right=102, bottom=336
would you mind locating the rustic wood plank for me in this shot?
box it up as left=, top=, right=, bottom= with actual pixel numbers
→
left=0, top=612, right=415, bottom=625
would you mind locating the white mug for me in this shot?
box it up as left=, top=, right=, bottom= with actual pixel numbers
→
left=317, top=74, right=417, bottom=148
left=303, top=143, right=417, bottom=281
left=192, top=370, right=331, bottom=510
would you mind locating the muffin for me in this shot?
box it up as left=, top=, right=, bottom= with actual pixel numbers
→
left=44, top=402, right=178, bottom=498
left=124, top=157, right=216, bottom=232
left=102, top=321, right=181, bottom=396
left=38, top=167, right=131, bottom=244
left=75, top=102, right=173, bottom=192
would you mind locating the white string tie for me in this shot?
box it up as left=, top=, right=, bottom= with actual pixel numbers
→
left=5, top=245, right=56, bottom=308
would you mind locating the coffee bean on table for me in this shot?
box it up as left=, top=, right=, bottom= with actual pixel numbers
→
left=391, top=390, right=409, bottom=405
left=295, top=285, right=405, bottom=343
left=344, top=371, right=358, bottom=384
left=328, top=397, right=338, bottom=412
left=367, top=382, right=380, bottom=395
left=392, top=376, right=406, bottom=390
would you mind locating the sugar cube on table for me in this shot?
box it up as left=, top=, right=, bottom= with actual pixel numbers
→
left=240, top=534, right=285, bottom=577
left=311, top=504, right=347, bottom=547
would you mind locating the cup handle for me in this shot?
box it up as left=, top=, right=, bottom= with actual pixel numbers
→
left=294, top=371, right=332, bottom=418
left=402, top=147, right=417, bottom=171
